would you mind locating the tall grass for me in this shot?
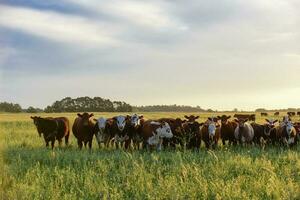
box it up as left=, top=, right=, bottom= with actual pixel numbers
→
left=1, top=113, right=300, bottom=199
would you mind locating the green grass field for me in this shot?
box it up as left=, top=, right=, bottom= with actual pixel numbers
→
left=1, top=112, right=300, bottom=200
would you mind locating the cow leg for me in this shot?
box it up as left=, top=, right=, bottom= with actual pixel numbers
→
left=125, top=139, right=131, bottom=150
left=84, top=141, right=88, bottom=148
left=78, top=140, right=83, bottom=150
left=51, top=140, right=55, bottom=150
left=222, top=139, right=226, bottom=146
left=205, top=142, right=210, bottom=149
left=88, top=140, right=92, bottom=150
left=45, top=141, right=49, bottom=148
left=65, top=132, right=70, bottom=146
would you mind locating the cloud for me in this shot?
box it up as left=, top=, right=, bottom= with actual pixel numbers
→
left=0, top=5, right=119, bottom=46
left=66, top=0, right=188, bottom=31
left=1, top=0, right=300, bottom=110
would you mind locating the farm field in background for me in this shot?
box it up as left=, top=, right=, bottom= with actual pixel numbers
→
left=1, top=112, right=300, bottom=199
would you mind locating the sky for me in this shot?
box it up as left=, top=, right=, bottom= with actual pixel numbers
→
left=0, top=0, right=300, bottom=111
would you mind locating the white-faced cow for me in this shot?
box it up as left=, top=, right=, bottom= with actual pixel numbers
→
left=126, top=114, right=144, bottom=150
left=277, top=120, right=298, bottom=147
left=93, top=117, right=114, bottom=148
left=201, top=117, right=221, bottom=149
left=111, top=115, right=130, bottom=149
left=234, top=118, right=254, bottom=145
left=141, top=120, right=173, bottom=151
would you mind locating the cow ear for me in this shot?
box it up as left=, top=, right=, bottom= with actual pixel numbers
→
left=217, top=116, right=221, bottom=119
left=208, top=117, right=212, bottom=121
left=265, top=119, right=270, bottom=123
left=195, top=116, right=199, bottom=119
left=273, top=120, right=278, bottom=124
left=199, top=123, right=204, bottom=126
left=77, top=113, right=83, bottom=118
left=234, top=119, right=239, bottom=123
left=244, top=118, right=249, bottom=122
left=184, top=115, right=189, bottom=119
left=89, top=113, right=94, bottom=118
left=139, top=115, right=144, bottom=119
left=227, top=116, right=231, bottom=120
left=93, top=119, right=97, bottom=122
left=30, top=116, right=35, bottom=119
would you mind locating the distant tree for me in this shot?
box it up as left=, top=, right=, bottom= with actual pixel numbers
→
left=133, top=105, right=206, bottom=112
left=26, top=106, right=43, bottom=113
left=255, top=108, right=267, bottom=112
left=0, top=102, right=22, bottom=113
left=44, top=97, right=132, bottom=112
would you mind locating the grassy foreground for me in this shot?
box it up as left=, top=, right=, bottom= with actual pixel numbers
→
left=0, top=112, right=300, bottom=200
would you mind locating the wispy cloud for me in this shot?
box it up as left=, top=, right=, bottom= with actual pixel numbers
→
left=66, top=0, right=188, bottom=31
left=0, top=5, right=119, bottom=46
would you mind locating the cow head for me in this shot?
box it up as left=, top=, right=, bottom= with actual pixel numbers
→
left=77, top=113, right=94, bottom=126
left=264, top=119, right=278, bottom=136
left=184, top=115, right=199, bottom=122
left=234, top=118, right=248, bottom=129
left=31, top=116, right=43, bottom=136
left=157, top=122, right=173, bottom=138
left=94, top=117, right=112, bottom=134
left=294, top=122, right=300, bottom=134
left=285, top=121, right=294, bottom=137
left=130, top=114, right=143, bottom=128
left=184, top=121, right=203, bottom=141
left=113, top=115, right=129, bottom=132
left=217, top=115, right=231, bottom=125
left=207, top=117, right=219, bottom=140
left=169, top=118, right=185, bottom=135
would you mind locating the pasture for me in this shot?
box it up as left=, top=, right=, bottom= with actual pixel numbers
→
left=1, top=112, right=300, bottom=200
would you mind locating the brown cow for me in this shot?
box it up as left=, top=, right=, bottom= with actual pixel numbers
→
left=72, top=113, right=95, bottom=149
left=183, top=121, right=203, bottom=150
left=31, top=116, right=70, bottom=149
left=217, top=115, right=237, bottom=146
left=251, top=119, right=278, bottom=147
left=184, top=115, right=200, bottom=122
left=158, top=118, right=185, bottom=149
left=261, top=113, right=268, bottom=117
left=297, top=112, right=300, bottom=116
left=287, top=112, right=296, bottom=117
left=140, top=120, right=173, bottom=151
left=274, top=112, right=280, bottom=116
left=201, top=117, right=221, bottom=149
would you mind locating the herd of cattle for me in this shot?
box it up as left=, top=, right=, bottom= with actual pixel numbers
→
left=30, top=112, right=300, bottom=151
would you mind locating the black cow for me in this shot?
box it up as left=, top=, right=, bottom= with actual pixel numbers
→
left=31, top=116, right=70, bottom=149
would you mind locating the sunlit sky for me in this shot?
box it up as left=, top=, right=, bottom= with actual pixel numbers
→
left=0, top=0, right=300, bottom=110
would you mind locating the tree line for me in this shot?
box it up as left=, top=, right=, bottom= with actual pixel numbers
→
left=1, top=97, right=300, bottom=113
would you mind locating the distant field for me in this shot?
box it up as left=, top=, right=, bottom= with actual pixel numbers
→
left=1, top=112, right=300, bottom=199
